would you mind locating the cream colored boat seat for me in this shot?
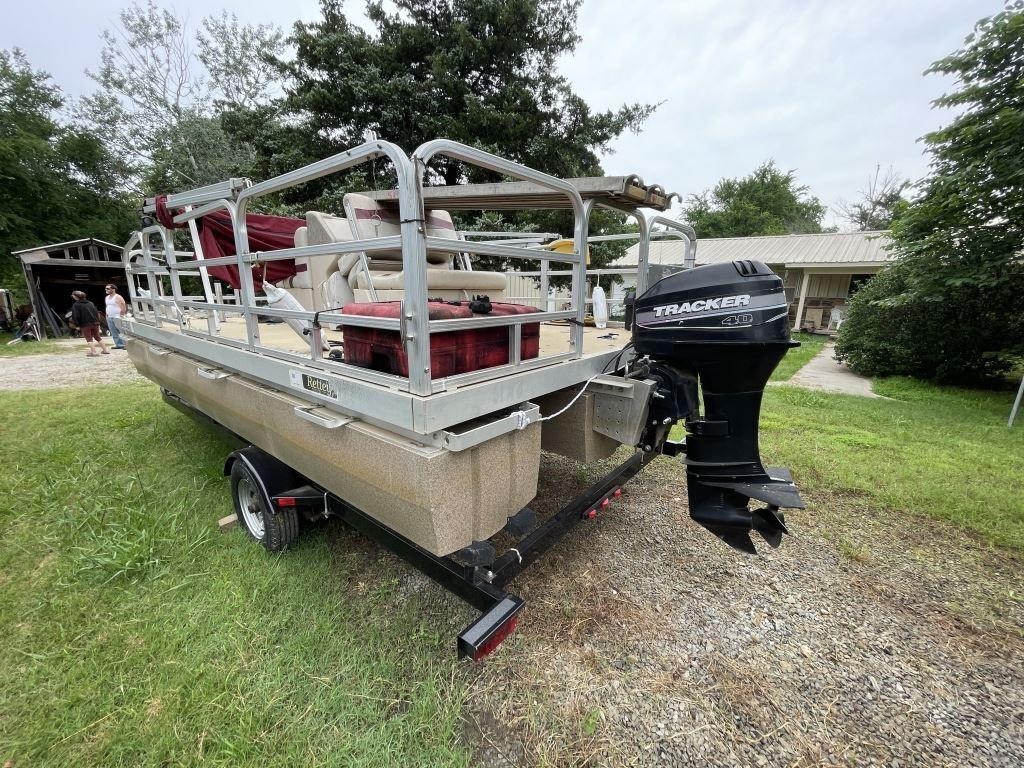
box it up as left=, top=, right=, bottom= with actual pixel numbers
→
left=274, top=226, right=314, bottom=310
left=275, top=212, right=355, bottom=311
left=274, top=201, right=507, bottom=310
left=304, top=211, right=357, bottom=309
left=342, top=193, right=507, bottom=302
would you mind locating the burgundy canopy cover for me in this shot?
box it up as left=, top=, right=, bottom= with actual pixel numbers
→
left=197, top=210, right=305, bottom=291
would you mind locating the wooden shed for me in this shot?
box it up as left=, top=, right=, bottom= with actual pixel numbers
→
left=11, top=238, right=127, bottom=338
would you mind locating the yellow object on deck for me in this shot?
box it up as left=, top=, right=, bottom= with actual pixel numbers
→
left=545, top=238, right=591, bottom=266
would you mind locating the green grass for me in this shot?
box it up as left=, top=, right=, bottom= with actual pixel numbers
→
left=3, top=342, right=1022, bottom=764
left=770, top=332, right=828, bottom=381
left=0, top=333, right=78, bottom=357
left=759, top=377, right=1024, bottom=550
left=0, top=384, right=471, bottom=767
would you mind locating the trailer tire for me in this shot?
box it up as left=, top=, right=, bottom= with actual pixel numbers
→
left=230, top=460, right=299, bottom=553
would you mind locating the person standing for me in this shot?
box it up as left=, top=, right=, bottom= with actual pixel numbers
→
left=70, top=290, right=109, bottom=357
left=104, top=284, right=127, bottom=350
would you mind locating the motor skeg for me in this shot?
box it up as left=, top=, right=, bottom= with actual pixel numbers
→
left=628, top=260, right=804, bottom=554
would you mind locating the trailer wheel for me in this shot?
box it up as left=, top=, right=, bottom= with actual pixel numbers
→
left=230, top=461, right=299, bottom=552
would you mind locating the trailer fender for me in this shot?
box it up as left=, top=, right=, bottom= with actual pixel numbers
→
left=223, top=446, right=297, bottom=497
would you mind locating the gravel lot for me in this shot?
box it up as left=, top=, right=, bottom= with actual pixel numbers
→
left=0, top=346, right=143, bottom=389
left=338, top=450, right=1024, bottom=768
left=452, top=454, right=1024, bottom=768
left=6, top=349, right=1022, bottom=766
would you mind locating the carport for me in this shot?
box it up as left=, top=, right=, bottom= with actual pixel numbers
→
left=12, top=239, right=127, bottom=339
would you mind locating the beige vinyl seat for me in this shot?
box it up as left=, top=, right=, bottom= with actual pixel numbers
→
left=342, top=193, right=507, bottom=302
left=274, top=199, right=507, bottom=311
left=275, top=211, right=358, bottom=310
left=272, top=227, right=315, bottom=311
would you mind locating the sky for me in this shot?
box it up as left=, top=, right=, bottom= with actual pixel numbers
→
left=2, top=0, right=1002, bottom=226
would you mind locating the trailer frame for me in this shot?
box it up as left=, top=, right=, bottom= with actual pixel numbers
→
left=220, top=438, right=653, bottom=660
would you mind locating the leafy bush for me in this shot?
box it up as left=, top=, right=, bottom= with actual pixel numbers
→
left=835, top=261, right=1024, bottom=385
left=839, top=6, right=1024, bottom=387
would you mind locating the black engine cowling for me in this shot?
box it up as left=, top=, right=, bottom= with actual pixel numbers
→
left=627, top=260, right=804, bottom=553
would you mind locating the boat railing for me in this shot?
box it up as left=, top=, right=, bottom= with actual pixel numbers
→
left=498, top=225, right=698, bottom=310
left=129, top=140, right=595, bottom=396
left=127, top=138, right=694, bottom=407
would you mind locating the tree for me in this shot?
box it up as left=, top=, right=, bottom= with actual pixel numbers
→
left=682, top=161, right=826, bottom=238
left=197, top=12, right=285, bottom=110
left=142, top=113, right=258, bottom=194
left=78, top=1, right=284, bottom=193
left=77, top=1, right=199, bottom=185
left=266, top=0, right=654, bottom=182
left=836, top=2, right=1024, bottom=384
left=0, top=49, right=62, bottom=261
left=237, top=0, right=657, bottom=270
left=833, top=259, right=1023, bottom=383
left=834, top=166, right=909, bottom=231
left=0, top=49, right=134, bottom=293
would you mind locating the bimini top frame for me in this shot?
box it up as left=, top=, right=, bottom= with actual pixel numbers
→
left=366, top=174, right=676, bottom=211
left=126, top=139, right=695, bottom=443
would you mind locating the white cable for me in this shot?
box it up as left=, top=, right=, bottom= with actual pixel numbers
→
left=515, top=374, right=601, bottom=429
left=515, top=346, right=635, bottom=430
left=538, top=374, right=602, bottom=422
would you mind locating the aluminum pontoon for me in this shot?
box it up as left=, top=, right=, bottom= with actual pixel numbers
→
left=122, top=139, right=803, bottom=659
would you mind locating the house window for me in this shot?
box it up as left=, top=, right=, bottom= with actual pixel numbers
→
left=848, top=274, right=874, bottom=297
left=780, top=267, right=800, bottom=303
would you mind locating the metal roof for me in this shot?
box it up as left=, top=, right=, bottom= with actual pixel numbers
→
left=18, top=257, right=125, bottom=269
left=11, top=237, right=123, bottom=256
left=614, top=230, right=895, bottom=268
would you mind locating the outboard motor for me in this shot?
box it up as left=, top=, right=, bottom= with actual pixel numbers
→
left=626, top=260, right=804, bottom=553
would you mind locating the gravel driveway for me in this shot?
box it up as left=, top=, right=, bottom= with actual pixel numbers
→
left=336, top=451, right=1023, bottom=768
left=451, top=455, right=1024, bottom=768
left=0, top=347, right=143, bottom=390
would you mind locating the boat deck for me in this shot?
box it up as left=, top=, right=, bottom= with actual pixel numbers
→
left=126, top=309, right=632, bottom=438
left=124, top=139, right=685, bottom=441
left=174, top=314, right=630, bottom=357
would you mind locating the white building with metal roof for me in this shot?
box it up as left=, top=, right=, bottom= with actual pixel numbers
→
left=613, top=230, right=895, bottom=332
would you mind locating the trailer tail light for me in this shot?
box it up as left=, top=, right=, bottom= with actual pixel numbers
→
left=271, top=485, right=323, bottom=511
left=457, top=596, right=525, bottom=661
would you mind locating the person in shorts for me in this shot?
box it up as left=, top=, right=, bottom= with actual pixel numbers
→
left=70, top=291, right=110, bottom=357
left=104, top=284, right=127, bottom=349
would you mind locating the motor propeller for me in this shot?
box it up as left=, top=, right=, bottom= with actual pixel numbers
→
left=684, top=467, right=801, bottom=554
